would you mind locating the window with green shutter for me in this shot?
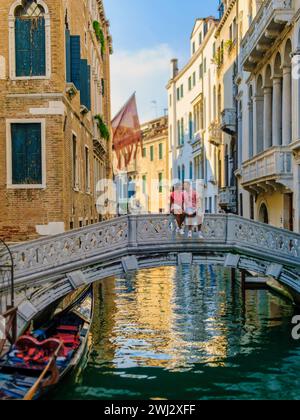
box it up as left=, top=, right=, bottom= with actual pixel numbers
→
left=142, top=175, right=147, bottom=194
left=150, top=146, right=154, bottom=161
left=159, top=144, right=163, bottom=160
left=15, top=4, right=46, bottom=77
left=142, top=147, right=147, bottom=158
left=11, top=123, right=42, bottom=185
left=158, top=173, right=163, bottom=193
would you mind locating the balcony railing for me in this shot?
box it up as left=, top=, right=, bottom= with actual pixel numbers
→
left=221, top=109, right=236, bottom=135
left=241, top=0, right=293, bottom=71
left=208, top=121, right=222, bottom=146
left=242, top=146, right=293, bottom=188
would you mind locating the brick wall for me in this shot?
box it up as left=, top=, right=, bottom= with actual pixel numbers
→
left=0, top=0, right=112, bottom=242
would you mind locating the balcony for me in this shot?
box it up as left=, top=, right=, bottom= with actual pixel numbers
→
left=192, top=131, right=203, bottom=155
left=241, top=0, right=294, bottom=72
left=208, top=121, right=222, bottom=146
left=221, top=109, right=236, bottom=135
left=241, top=146, right=293, bottom=193
left=219, top=187, right=237, bottom=210
left=93, top=120, right=108, bottom=156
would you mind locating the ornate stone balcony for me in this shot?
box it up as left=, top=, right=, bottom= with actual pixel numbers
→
left=221, top=109, right=236, bottom=135
left=241, top=0, right=294, bottom=72
left=208, top=121, right=222, bottom=146
left=241, top=146, right=293, bottom=193
left=219, top=187, right=237, bottom=209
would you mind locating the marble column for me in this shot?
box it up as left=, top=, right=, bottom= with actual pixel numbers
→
left=282, top=66, right=292, bottom=146
left=253, top=95, right=264, bottom=155
left=263, top=87, right=273, bottom=149
left=272, top=77, right=282, bottom=146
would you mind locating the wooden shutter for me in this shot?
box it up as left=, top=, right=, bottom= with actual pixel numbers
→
left=11, top=124, right=42, bottom=185
left=15, top=18, right=31, bottom=77
left=15, top=17, right=46, bottom=77
left=31, top=17, right=46, bottom=76
left=70, top=36, right=81, bottom=90
left=65, top=29, right=71, bottom=83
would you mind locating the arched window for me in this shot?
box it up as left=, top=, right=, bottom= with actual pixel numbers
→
left=259, top=203, right=269, bottom=224
left=10, top=1, right=50, bottom=79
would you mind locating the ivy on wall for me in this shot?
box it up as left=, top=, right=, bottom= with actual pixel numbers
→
left=93, top=21, right=105, bottom=57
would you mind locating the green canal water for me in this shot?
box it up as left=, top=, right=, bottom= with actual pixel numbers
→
left=49, top=266, right=300, bottom=400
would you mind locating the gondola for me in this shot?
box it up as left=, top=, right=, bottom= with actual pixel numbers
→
left=0, top=286, right=93, bottom=400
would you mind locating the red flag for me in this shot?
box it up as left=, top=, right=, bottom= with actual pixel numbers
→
left=112, top=93, right=142, bottom=170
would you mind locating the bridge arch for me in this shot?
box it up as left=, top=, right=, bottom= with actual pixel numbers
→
left=2, top=215, right=299, bottom=332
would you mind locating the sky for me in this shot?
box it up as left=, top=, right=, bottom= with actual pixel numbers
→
left=104, top=0, right=219, bottom=123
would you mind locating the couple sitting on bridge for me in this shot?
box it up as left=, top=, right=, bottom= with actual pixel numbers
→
left=170, top=181, right=204, bottom=239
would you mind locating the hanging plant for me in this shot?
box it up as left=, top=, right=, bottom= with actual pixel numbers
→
left=93, top=21, right=106, bottom=56
left=94, top=115, right=110, bottom=141
left=224, top=39, right=234, bottom=52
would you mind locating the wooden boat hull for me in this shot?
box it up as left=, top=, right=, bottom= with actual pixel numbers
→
left=0, top=287, right=93, bottom=400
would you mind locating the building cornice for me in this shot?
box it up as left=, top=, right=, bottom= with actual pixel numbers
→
left=215, top=0, right=236, bottom=37
left=167, top=23, right=218, bottom=89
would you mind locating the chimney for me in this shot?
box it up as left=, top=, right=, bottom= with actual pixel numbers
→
left=170, top=58, right=178, bottom=79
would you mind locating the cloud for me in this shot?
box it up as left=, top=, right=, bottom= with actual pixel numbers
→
left=110, top=44, right=174, bottom=123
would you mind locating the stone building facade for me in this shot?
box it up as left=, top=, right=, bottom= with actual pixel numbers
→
left=168, top=0, right=300, bottom=233
left=0, top=0, right=112, bottom=242
left=137, top=116, right=169, bottom=214
left=167, top=17, right=220, bottom=214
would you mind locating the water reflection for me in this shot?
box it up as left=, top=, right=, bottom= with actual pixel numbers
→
left=50, top=266, right=300, bottom=400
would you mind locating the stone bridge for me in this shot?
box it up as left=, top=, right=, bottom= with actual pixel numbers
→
left=1, top=214, right=300, bottom=332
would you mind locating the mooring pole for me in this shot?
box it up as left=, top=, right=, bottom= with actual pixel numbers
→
left=241, top=269, right=246, bottom=306
left=231, top=268, right=236, bottom=284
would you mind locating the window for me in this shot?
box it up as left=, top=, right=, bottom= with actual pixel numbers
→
left=199, top=32, right=203, bottom=45
left=150, top=145, right=154, bottom=161
left=189, top=162, right=193, bottom=180
left=177, top=88, right=180, bottom=101
left=85, top=146, right=90, bottom=192
left=189, top=113, right=193, bottom=140
left=159, top=144, right=163, bottom=160
left=177, top=120, right=181, bottom=146
left=204, top=58, right=207, bottom=73
left=142, top=175, right=147, bottom=194
left=158, top=173, right=163, bottom=193
left=142, top=147, right=147, bottom=158
left=193, top=72, right=196, bottom=87
left=182, top=165, right=185, bottom=182
left=181, top=118, right=184, bottom=145
left=14, top=2, right=46, bottom=77
left=199, top=64, right=203, bottom=79
left=180, top=84, right=184, bottom=98
left=188, top=77, right=192, bottom=91
left=192, top=42, right=196, bottom=54
left=72, top=134, right=78, bottom=189
left=10, top=123, right=43, bottom=185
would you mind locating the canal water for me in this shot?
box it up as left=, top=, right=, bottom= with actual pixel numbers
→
left=50, top=266, right=300, bottom=400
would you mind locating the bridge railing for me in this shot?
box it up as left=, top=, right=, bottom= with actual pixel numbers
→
left=7, top=214, right=300, bottom=286
left=228, top=215, right=300, bottom=263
